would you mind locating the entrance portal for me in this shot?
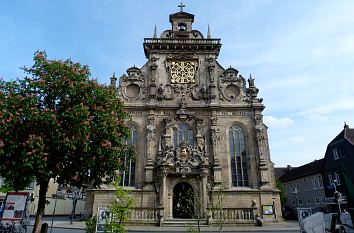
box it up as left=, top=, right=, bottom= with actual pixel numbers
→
left=173, top=182, right=194, bottom=218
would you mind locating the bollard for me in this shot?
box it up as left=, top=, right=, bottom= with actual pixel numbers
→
left=41, top=223, right=48, bottom=233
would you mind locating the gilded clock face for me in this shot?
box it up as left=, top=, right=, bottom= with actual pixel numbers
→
left=171, top=61, right=195, bottom=83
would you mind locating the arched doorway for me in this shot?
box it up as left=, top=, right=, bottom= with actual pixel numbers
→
left=173, top=182, right=194, bottom=218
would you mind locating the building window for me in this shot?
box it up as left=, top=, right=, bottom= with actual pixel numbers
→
left=298, top=199, right=303, bottom=205
left=229, top=125, right=249, bottom=187
left=312, top=176, right=318, bottom=190
left=291, top=200, right=296, bottom=205
left=307, top=198, right=311, bottom=205
left=332, top=147, right=345, bottom=160
left=318, top=175, right=323, bottom=188
left=321, top=197, right=326, bottom=203
left=120, top=127, right=137, bottom=187
left=328, top=174, right=334, bottom=186
left=315, top=197, right=320, bottom=204
left=178, top=23, right=187, bottom=31
left=333, top=148, right=339, bottom=160
left=304, top=178, right=308, bottom=190
left=334, top=172, right=341, bottom=185
left=173, top=123, right=194, bottom=146
left=290, top=183, right=294, bottom=194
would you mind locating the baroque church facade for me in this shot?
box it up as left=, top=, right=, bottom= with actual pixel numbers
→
left=86, top=6, right=281, bottom=225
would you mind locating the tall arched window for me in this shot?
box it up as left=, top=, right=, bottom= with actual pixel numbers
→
left=120, top=127, right=137, bottom=187
left=173, top=123, right=194, bottom=146
left=229, top=125, right=249, bottom=187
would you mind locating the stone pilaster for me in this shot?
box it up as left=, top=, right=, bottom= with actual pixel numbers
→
left=211, top=111, right=222, bottom=185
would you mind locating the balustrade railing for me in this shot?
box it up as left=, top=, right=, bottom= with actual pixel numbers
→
left=128, top=207, right=159, bottom=220
left=144, top=38, right=221, bottom=45
left=125, top=207, right=255, bottom=224
left=208, top=208, right=256, bottom=222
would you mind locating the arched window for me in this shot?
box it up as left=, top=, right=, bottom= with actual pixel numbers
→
left=178, top=23, right=187, bottom=31
left=173, top=123, right=194, bottom=146
left=229, top=125, right=249, bottom=187
left=120, top=127, right=137, bottom=187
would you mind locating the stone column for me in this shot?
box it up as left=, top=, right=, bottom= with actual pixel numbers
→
left=168, top=192, right=173, bottom=219
left=201, top=171, right=208, bottom=217
left=160, top=172, right=167, bottom=204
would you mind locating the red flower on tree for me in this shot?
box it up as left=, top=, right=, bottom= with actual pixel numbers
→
left=0, top=51, right=131, bottom=233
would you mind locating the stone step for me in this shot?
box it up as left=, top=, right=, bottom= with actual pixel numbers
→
left=163, top=218, right=208, bottom=226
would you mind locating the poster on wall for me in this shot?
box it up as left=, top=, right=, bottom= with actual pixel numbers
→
left=0, top=192, right=29, bottom=223
left=297, top=208, right=312, bottom=222
left=96, top=206, right=112, bottom=233
left=262, top=205, right=274, bottom=215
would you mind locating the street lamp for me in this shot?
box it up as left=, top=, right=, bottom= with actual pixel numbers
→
left=67, top=185, right=86, bottom=224
left=50, top=185, right=64, bottom=233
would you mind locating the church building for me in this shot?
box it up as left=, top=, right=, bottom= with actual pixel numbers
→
left=86, top=5, right=281, bottom=225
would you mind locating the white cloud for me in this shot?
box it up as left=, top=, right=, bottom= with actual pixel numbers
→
left=301, top=99, right=354, bottom=120
left=264, top=116, right=294, bottom=129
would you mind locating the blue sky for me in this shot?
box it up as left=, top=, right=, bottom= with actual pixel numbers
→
left=1, top=0, right=354, bottom=167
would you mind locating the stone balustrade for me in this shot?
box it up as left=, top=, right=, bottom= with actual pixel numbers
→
left=124, top=207, right=256, bottom=225
left=208, top=207, right=257, bottom=224
left=144, top=38, right=221, bottom=45
left=128, top=207, right=159, bottom=220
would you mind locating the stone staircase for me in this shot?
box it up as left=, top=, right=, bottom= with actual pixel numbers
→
left=162, top=218, right=208, bottom=227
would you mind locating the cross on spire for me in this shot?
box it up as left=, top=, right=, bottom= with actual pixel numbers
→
left=178, top=2, right=185, bottom=12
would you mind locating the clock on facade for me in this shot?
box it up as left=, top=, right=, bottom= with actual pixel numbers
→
left=170, top=61, right=196, bottom=83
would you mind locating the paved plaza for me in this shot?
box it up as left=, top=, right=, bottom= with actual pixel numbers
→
left=28, top=216, right=300, bottom=232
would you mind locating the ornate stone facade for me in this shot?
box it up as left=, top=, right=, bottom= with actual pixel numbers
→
left=86, top=6, right=281, bottom=225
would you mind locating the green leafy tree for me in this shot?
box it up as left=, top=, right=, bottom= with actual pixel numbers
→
left=85, top=215, right=97, bottom=233
left=0, top=180, right=14, bottom=193
left=276, top=179, right=286, bottom=206
left=0, top=51, right=131, bottom=233
left=109, top=179, right=133, bottom=233
left=212, top=186, right=225, bottom=232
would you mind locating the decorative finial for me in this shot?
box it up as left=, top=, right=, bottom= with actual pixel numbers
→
left=344, top=122, right=348, bottom=128
left=153, top=24, right=157, bottom=38
left=248, top=73, right=255, bottom=88
left=178, top=2, right=185, bottom=12
left=207, top=24, right=211, bottom=39
left=110, top=72, right=117, bottom=87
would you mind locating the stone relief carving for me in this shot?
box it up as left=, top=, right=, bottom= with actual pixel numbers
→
left=245, top=75, right=263, bottom=103
left=254, top=113, right=270, bottom=185
left=156, top=84, right=174, bottom=100
left=211, top=128, right=220, bottom=164
left=191, top=84, right=208, bottom=100
left=118, top=66, right=146, bottom=101
left=156, top=109, right=208, bottom=176
left=206, top=57, right=215, bottom=83
left=146, top=115, right=157, bottom=162
left=157, top=141, right=208, bottom=173
left=156, top=82, right=210, bottom=103
left=218, top=67, right=246, bottom=102
left=149, top=56, right=159, bottom=86
left=149, top=56, right=158, bottom=71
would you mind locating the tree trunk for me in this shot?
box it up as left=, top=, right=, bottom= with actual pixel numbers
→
left=32, top=180, right=49, bottom=233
